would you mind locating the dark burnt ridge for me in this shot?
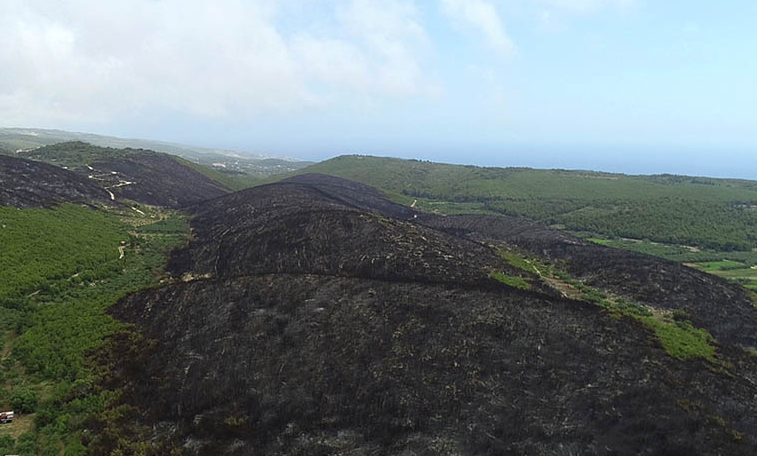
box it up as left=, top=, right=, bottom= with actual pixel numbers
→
left=0, top=154, right=112, bottom=208
left=108, top=174, right=757, bottom=456
left=169, top=180, right=507, bottom=288
left=81, top=151, right=230, bottom=208
left=280, top=173, right=418, bottom=220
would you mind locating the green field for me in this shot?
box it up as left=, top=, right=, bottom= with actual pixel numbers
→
left=687, top=262, right=757, bottom=291
left=0, top=204, right=188, bottom=456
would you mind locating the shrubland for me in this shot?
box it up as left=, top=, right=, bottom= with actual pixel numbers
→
left=0, top=204, right=187, bottom=455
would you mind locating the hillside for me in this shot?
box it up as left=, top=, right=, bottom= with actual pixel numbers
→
left=0, top=128, right=311, bottom=179
left=17, top=141, right=231, bottom=207
left=97, top=174, right=757, bottom=456
left=290, top=155, right=757, bottom=251
left=0, top=154, right=112, bottom=207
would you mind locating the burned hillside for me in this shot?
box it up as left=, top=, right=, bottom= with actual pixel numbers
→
left=0, top=154, right=112, bottom=208
left=104, top=174, right=757, bottom=456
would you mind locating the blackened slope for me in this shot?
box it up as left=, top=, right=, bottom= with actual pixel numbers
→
left=280, top=173, right=417, bottom=220
left=111, top=274, right=757, bottom=456
left=416, top=213, right=581, bottom=245
left=419, top=213, right=757, bottom=349
left=169, top=180, right=506, bottom=287
left=107, top=176, right=757, bottom=455
left=0, top=154, right=111, bottom=208
left=86, top=151, right=230, bottom=208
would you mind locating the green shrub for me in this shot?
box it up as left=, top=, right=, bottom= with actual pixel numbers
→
left=11, top=387, right=39, bottom=413
left=0, top=435, right=15, bottom=455
left=640, top=317, right=716, bottom=362
left=489, top=271, right=531, bottom=290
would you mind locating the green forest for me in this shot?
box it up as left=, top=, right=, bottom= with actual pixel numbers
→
left=0, top=204, right=188, bottom=455
left=17, top=142, right=144, bottom=168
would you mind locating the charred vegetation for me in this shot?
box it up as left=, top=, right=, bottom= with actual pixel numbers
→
left=99, top=174, right=757, bottom=455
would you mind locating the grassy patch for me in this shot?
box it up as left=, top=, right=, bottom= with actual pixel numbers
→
left=548, top=269, right=717, bottom=362
left=687, top=260, right=757, bottom=291
left=695, top=260, right=746, bottom=271
left=640, top=317, right=717, bottom=362
left=0, top=413, right=35, bottom=440
left=489, top=271, right=531, bottom=290
left=134, top=214, right=188, bottom=234
left=498, top=251, right=538, bottom=274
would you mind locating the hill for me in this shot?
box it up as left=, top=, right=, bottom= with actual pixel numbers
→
left=96, top=174, right=757, bottom=456
left=16, top=141, right=231, bottom=207
left=0, top=127, right=312, bottom=179
left=0, top=154, right=112, bottom=208
left=289, top=155, right=757, bottom=251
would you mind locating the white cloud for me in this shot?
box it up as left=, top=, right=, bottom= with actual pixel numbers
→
left=440, top=0, right=515, bottom=56
left=533, top=0, right=636, bottom=13
left=0, top=0, right=436, bottom=126
left=294, top=0, right=432, bottom=97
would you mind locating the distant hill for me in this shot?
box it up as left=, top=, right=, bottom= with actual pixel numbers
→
left=286, top=155, right=757, bottom=251
left=0, top=127, right=313, bottom=180
left=15, top=141, right=230, bottom=208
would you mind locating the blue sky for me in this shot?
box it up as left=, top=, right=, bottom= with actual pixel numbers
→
left=2, top=0, right=756, bottom=177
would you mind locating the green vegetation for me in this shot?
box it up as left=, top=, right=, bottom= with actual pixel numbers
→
left=489, top=271, right=531, bottom=290
left=498, top=251, right=539, bottom=275
left=0, top=204, right=187, bottom=455
left=547, top=267, right=717, bottom=362
left=287, top=156, right=757, bottom=251
left=586, top=237, right=757, bottom=264
left=0, top=204, right=127, bottom=303
left=641, top=316, right=717, bottom=362
left=686, top=261, right=757, bottom=291
left=19, top=141, right=139, bottom=168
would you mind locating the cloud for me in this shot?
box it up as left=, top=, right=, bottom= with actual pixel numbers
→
left=0, top=0, right=435, bottom=126
left=533, top=0, right=636, bottom=13
left=294, top=0, right=432, bottom=97
left=440, top=0, right=515, bottom=56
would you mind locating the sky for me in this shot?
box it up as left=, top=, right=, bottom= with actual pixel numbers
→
left=1, top=0, right=756, bottom=178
